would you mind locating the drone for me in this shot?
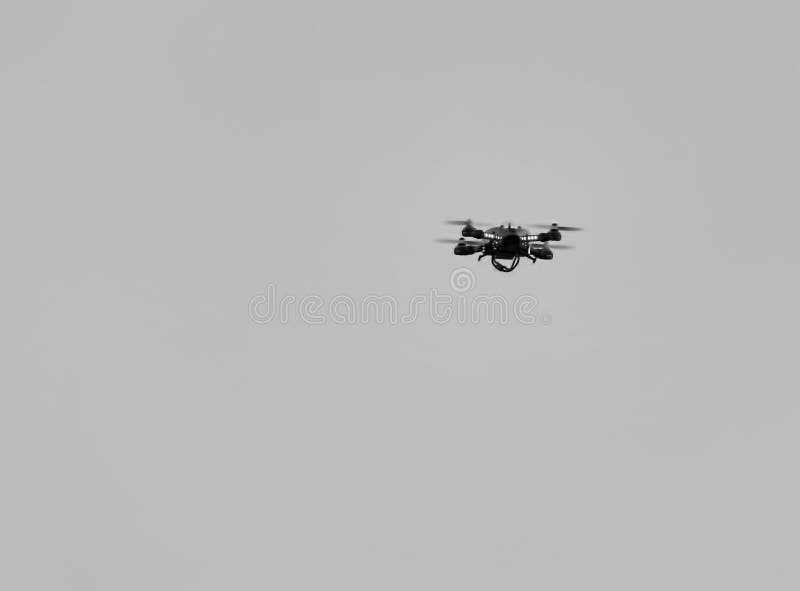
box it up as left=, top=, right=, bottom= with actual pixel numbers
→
left=437, top=219, right=583, bottom=272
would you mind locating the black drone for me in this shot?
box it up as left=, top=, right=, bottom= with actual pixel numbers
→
left=437, top=219, right=583, bottom=272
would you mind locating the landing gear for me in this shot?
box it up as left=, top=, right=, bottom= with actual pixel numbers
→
left=478, top=250, right=526, bottom=272
left=490, top=255, right=520, bottom=272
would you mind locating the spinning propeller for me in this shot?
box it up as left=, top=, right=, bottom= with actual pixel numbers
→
left=444, top=219, right=492, bottom=227
left=529, top=222, right=584, bottom=232
left=435, top=238, right=487, bottom=246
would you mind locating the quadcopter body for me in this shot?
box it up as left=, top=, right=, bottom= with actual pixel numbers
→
left=438, top=220, right=582, bottom=272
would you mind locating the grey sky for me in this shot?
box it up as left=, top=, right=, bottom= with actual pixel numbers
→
left=2, top=1, right=799, bottom=589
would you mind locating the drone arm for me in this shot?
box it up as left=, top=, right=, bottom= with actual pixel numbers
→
left=532, top=229, right=561, bottom=242
left=462, top=227, right=485, bottom=239
left=454, top=243, right=483, bottom=256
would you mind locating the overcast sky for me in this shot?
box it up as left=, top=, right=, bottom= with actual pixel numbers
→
left=2, top=1, right=799, bottom=589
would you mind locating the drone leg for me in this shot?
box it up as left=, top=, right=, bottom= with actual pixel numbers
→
left=490, top=255, right=521, bottom=272
left=478, top=253, right=488, bottom=261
